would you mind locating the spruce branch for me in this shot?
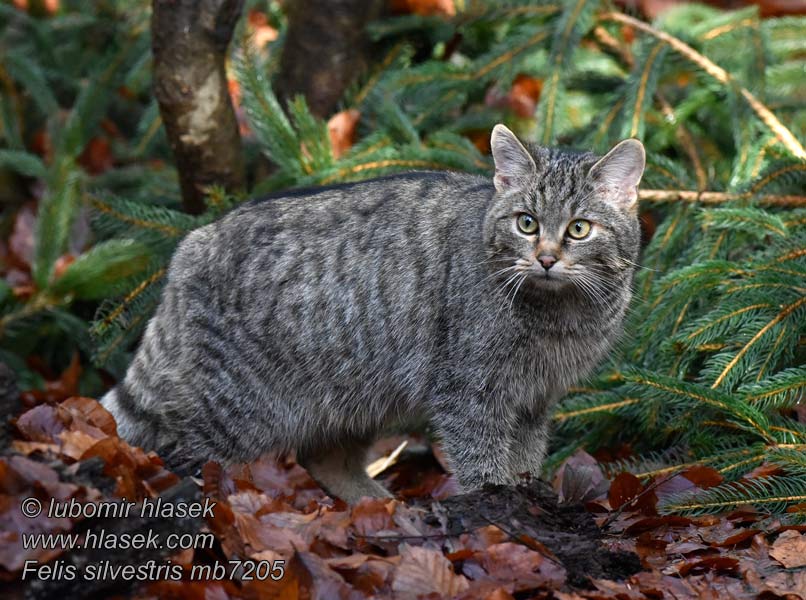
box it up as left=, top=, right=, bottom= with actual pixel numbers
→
left=600, top=11, right=806, bottom=160
left=659, top=476, right=806, bottom=515
left=711, top=296, right=806, bottom=389
left=656, top=95, right=707, bottom=191
left=537, top=0, right=597, bottom=144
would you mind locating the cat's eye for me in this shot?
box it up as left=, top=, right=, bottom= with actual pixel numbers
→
left=516, top=214, right=539, bottom=235
left=567, top=219, right=591, bottom=239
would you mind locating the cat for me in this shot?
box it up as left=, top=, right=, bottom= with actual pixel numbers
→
left=102, top=124, right=644, bottom=503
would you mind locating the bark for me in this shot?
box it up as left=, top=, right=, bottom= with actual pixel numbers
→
left=152, top=0, right=245, bottom=215
left=276, top=0, right=386, bottom=119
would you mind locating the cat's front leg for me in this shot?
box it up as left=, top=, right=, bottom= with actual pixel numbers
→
left=509, top=406, right=551, bottom=481
left=431, top=395, right=517, bottom=491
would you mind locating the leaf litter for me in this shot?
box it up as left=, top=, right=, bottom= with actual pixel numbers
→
left=1, top=393, right=805, bottom=599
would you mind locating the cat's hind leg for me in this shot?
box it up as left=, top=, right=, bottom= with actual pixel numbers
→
left=298, top=438, right=392, bottom=504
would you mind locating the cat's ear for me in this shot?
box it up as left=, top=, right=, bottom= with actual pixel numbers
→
left=491, top=124, right=536, bottom=193
left=588, top=139, right=645, bottom=208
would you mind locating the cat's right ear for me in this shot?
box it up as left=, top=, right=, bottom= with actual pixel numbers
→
left=491, top=124, right=536, bottom=193
left=588, top=138, right=645, bottom=208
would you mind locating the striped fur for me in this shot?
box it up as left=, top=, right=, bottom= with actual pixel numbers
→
left=102, top=126, right=643, bottom=502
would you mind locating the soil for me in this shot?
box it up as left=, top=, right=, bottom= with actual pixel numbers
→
left=438, top=481, right=642, bottom=587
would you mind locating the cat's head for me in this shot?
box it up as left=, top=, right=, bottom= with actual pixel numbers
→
left=483, top=124, right=644, bottom=303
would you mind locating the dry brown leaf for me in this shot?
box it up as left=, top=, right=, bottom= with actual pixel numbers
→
left=21, top=352, right=82, bottom=404
left=11, top=440, right=58, bottom=455
left=482, top=589, right=516, bottom=600
left=390, top=0, right=455, bottom=17
left=608, top=472, right=644, bottom=510
left=327, top=109, right=361, bottom=160
left=351, top=497, right=395, bottom=537
left=62, top=396, right=117, bottom=436
left=509, top=74, right=543, bottom=118
left=681, top=465, right=724, bottom=489
left=326, top=553, right=372, bottom=570
left=52, top=254, right=76, bottom=280
left=78, top=137, right=114, bottom=174
left=770, top=529, right=806, bottom=568
left=757, top=570, right=806, bottom=598
left=622, top=515, right=692, bottom=536
left=247, top=10, right=278, bottom=48
left=676, top=555, right=739, bottom=576
left=58, top=429, right=101, bottom=460
left=392, top=544, right=470, bottom=598
left=0, top=455, right=90, bottom=571
left=15, top=404, right=68, bottom=442
left=479, top=542, right=566, bottom=591
left=203, top=461, right=237, bottom=501
left=460, top=524, right=508, bottom=551
left=12, top=0, right=59, bottom=15
left=553, top=449, right=606, bottom=504
left=294, top=550, right=353, bottom=597
left=346, top=556, right=399, bottom=594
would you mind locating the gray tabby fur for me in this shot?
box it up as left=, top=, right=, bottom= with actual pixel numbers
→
left=102, top=125, right=644, bottom=503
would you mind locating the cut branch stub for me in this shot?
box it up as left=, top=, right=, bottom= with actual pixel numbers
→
left=152, top=0, right=245, bottom=215
left=276, top=0, right=386, bottom=118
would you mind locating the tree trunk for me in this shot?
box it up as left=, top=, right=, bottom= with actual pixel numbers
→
left=152, top=0, right=245, bottom=215
left=276, top=0, right=386, bottom=119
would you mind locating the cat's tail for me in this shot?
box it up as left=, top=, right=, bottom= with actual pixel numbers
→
left=100, top=384, right=163, bottom=450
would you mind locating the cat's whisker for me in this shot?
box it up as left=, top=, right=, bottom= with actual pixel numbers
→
left=491, top=269, right=527, bottom=323
left=618, top=257, right=659, bottom=272
left=497, top=270, right=525, bottom=296
left=571, top=267, right=626, bottom=293
left=571, top=272, right=612, bottom=306
left=481, top=265, right=522, bottom=283
left=476, top=255, right=521, bottom=267
left=571, top=279, right=599, bottom=306
left=571, top=276, right=602, bottom=306
left=508, top=273, right=528, bottom=313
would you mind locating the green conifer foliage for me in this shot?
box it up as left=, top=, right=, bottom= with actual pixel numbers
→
left=1, top=1, right=803, bottom=513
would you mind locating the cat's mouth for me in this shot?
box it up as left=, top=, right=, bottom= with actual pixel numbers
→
left=529, top=269, right=570, bottom=288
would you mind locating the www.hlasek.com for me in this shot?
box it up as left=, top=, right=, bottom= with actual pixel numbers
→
left=19, top=497, right=285, bottom=583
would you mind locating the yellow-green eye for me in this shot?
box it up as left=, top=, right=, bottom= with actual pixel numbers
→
left=516, top=214, right=539, bottom=235
left=567, top=219, right=591, bottom=239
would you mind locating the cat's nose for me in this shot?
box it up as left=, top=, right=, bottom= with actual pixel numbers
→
left=537, top=255, right=557, bottom=270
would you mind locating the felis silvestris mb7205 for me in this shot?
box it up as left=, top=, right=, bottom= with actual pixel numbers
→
left=102, top=124, right=644, bottom=503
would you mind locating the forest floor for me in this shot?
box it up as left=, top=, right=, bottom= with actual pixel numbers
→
left=2, top=390, right=806, bottom=599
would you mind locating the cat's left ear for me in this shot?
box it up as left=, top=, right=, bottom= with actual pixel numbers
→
left=491, top=124, right=536, bottom=193
left=588, top=139, right=645, bottom=208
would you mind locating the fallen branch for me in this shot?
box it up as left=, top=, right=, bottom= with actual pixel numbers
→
left=639, top=189, right=806, bottom=207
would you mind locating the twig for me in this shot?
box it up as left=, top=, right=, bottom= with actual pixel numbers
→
left=366, top=440, right=409, bottom=478
left=639, top=189, right=806, bottom=207
left=351, top=529, right=472, bottom=541
left=478, top=512, right=566, bottom=569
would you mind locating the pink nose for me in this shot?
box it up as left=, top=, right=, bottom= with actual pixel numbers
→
left=538, top=255, right=557, bottom=270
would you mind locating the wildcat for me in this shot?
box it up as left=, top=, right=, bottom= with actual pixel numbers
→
left=102, top=125, right=644, bottom=503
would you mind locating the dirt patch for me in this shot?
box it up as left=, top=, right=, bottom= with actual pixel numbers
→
left=437, top=481, right=642, bottom=587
